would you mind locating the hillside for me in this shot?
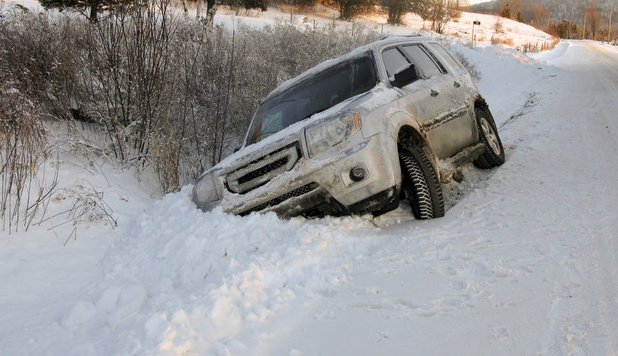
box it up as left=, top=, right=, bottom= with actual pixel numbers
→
left=213, top=5, right=556, bottom=51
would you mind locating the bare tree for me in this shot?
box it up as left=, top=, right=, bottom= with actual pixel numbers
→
left=493, top=17, right=504, bottom=34
left=0, top=87, right=51, bottom=233
left=81, top=0, right=177, bottom=169
left=608, top=2, right=614, bottom=42
left=530, top=0, right=549, bottom=26
left=585, top=1, right=602, bottom=39
left=414, top=0, right=462, bottom=34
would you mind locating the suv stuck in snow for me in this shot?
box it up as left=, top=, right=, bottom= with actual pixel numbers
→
left=193, top=36, right=505, bottom=219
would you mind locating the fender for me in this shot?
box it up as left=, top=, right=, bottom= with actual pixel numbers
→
left=385, top=110, right=443, bottom=182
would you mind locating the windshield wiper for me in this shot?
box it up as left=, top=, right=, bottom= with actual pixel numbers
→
left=304, top=105, right=333, bottom=120
left=256, top=129, right=279, bottom=141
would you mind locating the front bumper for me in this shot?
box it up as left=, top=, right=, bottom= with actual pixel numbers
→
left=218, top=134, right=400, bottom=218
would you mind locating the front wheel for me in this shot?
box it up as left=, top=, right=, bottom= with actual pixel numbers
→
left=399, top=145, right=445, bottom=220
left=474, top=107, right=505, bottom=169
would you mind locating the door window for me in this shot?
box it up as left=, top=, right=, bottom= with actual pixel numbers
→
left=382, top=47, right=410, bottom=77
left=400, top=45, right=445, bottom=79
left=428, top=43, right=464, bottom=71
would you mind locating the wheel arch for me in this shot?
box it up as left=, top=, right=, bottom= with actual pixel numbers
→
left=396, top=125, right=442, bottom=181
left=473, top=95, right=495, bottom=138
left=473, top=95, right=505, bottom=168
left=474, top=95, right=496, bottom=122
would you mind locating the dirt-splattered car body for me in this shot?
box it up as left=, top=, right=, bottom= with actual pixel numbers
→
left=193, top=36, right=504, bottom=218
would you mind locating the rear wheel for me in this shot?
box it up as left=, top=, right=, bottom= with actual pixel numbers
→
left=398, top=145, right=445, bottom=220
left=474, top=107, right=505, bottom=169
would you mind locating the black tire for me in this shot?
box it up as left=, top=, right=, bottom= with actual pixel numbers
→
left=474, top=107, right=505, bottom=169
left=398, top=145, right=445, bottom=220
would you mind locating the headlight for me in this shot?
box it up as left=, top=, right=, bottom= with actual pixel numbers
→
left=305, top=112, right=362, bottom=156
left=193, top=172, right=220, bottom=210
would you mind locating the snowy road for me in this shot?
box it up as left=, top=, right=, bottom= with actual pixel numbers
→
left=261, top=41, right=618, bottom=355
left=1, top=41, right=618, bottom=356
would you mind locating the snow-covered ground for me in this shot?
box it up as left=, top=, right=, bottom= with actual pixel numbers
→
left=212, top=6, right=556, bottom=51
left=2, top=6, right=618, bottom=356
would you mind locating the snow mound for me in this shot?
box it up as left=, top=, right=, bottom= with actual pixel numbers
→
left=85, top=186, right=383, bottom=353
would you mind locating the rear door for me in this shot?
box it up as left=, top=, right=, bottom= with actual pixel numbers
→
left=427, top=42, right=475, bottom=89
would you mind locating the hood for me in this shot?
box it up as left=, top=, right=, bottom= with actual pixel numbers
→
left=205, top=83, right=398, bottom=177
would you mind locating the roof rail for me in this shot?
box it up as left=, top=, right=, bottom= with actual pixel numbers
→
left=378, top=33, right=422, bottom=40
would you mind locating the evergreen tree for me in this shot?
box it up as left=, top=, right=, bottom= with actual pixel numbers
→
left=381, top=0, right=424, bottom=25
left=224, top=0, right=269, bottom=11
left=333, top=0, right=375, bottom=20
left=38, top=0, right=131, bottom=22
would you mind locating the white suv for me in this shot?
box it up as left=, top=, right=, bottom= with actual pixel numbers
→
left=193, top=36, right=505, bottom=219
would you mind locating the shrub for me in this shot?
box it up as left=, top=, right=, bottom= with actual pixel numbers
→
left=0, top=88, right=51, bottom=233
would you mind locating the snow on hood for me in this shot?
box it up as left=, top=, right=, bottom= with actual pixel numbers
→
left=211, top=83, right=398, bottom=175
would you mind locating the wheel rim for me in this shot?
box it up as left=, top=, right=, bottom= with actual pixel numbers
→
left=480, top=116, right=501, bottom=155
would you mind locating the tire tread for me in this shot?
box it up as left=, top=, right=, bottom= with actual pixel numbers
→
left=399, top=145, right=445, bottom=220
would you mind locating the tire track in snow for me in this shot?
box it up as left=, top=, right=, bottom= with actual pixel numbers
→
left=528, top=41, right=618, bottom=356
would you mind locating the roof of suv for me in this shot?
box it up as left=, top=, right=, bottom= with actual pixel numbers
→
left=263, top=35, right=434, bottom=101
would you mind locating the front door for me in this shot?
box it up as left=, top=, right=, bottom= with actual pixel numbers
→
left=382, top=44, right=474, bottom=159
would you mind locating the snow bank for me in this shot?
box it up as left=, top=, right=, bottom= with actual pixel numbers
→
left=0, top=170, right=385, bottom=355
left=455, top=44, right=546, bottom=126
left=48, top=187, right=385, bottom=354
left=212, top=7, right=555, bottom=52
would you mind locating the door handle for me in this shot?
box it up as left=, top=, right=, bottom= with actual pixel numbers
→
left=430, top=89, right=439, bottom=97
left=454, top=81, right=461, bottom=88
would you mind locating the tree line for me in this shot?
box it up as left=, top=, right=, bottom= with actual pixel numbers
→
left=39, top=0, right=466, bottom=32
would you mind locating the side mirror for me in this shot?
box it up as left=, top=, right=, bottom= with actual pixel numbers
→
left=391, top=64, right=419, bottom=88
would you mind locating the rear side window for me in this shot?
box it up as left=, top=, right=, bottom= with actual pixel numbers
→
left=400, top=44, right=444, bottom=79
left=382, top=47, right=410, bottom=77
left=428, top=43, right=464, bottom=70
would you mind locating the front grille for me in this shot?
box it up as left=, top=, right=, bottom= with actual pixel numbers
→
left=237, top=157, right=289, bottom=185
left=226, top=143, right=301, bottom=194
left=239, top=183, right=319, bottom=216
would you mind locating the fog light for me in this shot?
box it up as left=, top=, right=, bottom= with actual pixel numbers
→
left=349, top=166, right=366, bottom=182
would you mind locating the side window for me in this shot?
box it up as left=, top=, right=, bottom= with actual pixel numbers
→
left=428, top=43, right=464, bottom=70
left=400, top=45, right=444, bottom=79
left=382, top=47, right=410, bottom=77
left=351, top=56, right=377, bottom=96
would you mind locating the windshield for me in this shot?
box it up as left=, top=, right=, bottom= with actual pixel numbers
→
left=245, top=53, right=378, bottom=145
